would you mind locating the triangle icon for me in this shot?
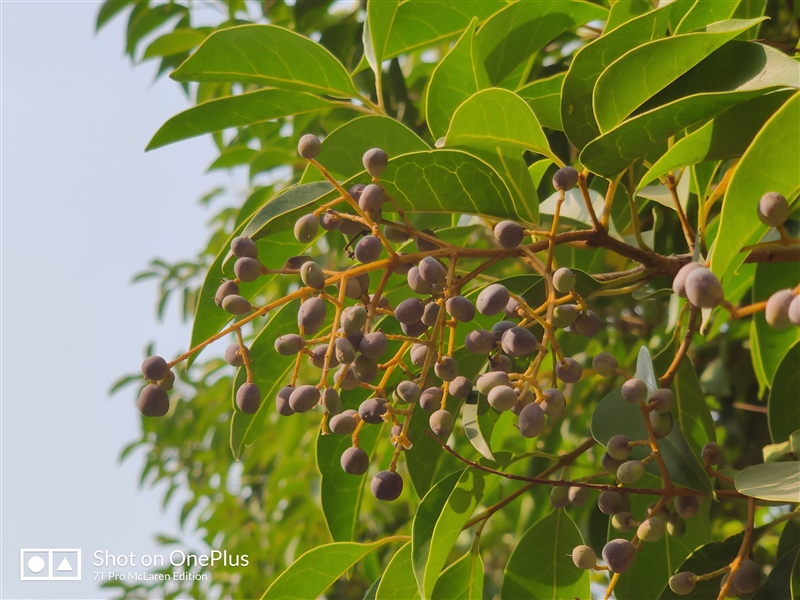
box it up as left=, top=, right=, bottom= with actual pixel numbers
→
left=57, top=557, right=73, bottom=572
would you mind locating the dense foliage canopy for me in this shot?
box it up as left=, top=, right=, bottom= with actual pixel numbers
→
left=104, top=1, right=800, bottom=599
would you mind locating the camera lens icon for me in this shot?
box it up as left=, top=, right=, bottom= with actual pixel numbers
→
left=20, top=549, right=81, bottom=581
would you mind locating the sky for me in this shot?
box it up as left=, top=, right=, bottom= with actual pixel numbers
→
left=1, top=2, right=235, bottom=597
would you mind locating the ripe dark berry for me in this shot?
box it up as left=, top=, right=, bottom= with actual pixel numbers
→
left=504, top=297, right=521, bottom=319
left=415, top=229, right=439, bottom=252
left=571, top=545, right=596, bottom=570
left=553, top=268, right=576, bottom=294
left=294, top=213, right=319, bottom=244
left=142, top=355, right=168, bottom=381
left=362, top=148, right=389, bottom=177
left=602, top=539, right=636, bottom=573
left=234, top=257, right=262, bottom=283
left=322, top=388, right=342, bottom=415
left=320, top=212, right=342, bottom=230
left=138, top=384, right=169, bottom=417
left=407, top=267, right=433, bottom=294
left=552, top=166, right=579, bottom=191
left=410, top=343, right=428, bottom=367
left=518, top=402, right=545, bottom=437
left=418, top=256, right=447, bottom=284
left=501, top=326, right=538, bottom=357
left=400, top=320, right=428, bottom=337
left=340, top=447, right=369, bottom=475
left=684, top=267, right=723, bottom=308
left=598, top=490, right=630, bottom=515
left=556, top=357, right=582, bottom=383
left=649, top=388, right=675, bottom=413
left=494, top=220, right=525, bottom=249
left=236, top=383, right=261, bottom=414
left=593, top=352, right=618, bottom=378
left=551, top=304, right=578, bottom=328
left=358, top=398, right=387, bottom=424
left=757, top=192, right=790, bottom=227
left=449, top=376, right=472, bottom=399
left=354, top=355, right=378, bottom=382
left=421, top=302, right=440, bottom=326
left=419, top=387, right=443, bottom=412
left=289, top=385, right=320, bottom=413
left=341, top=305, right=367, bottom=334
left=701, top=442, right=724, bottom=465
left=231, top=236, right=258, bottom=258
left=476, top=371, right=510, bottom=395
left=674, top=495, right=700, bottom=519
left=540, top=388, right=565, bottom=417
left=621, top=378, right=648, bottom=404
left=215, top=280, right=240, bottom=307
left=284, top=255, right=313, bottom=269
left=395, top=298, right=424, bottom=324
left=488, top=385, right=517, bottom=412
left=446, top=296, right=475, bottom=322
left=602, top=452, right=625, bottom=474
left=672, top=262, right=702, bottom=298
left=358, top=184, right=384, bottom=213
left=275, top=386, right=295, bottom=416
left=371, top=470, right=403, bottom=501
left=568, top=486, right=590, bottom=507
left=329, top=409, right=357, bottom=434
left=489, top=354, right=513, bottom=373
left=310, top=344, right=338, bottom=369
left=512, top=390, right=533, bottom=415
left=334, top=366, right=360, bottom=390
left=348, top=183, right=366, bottom=202
left=274, top=334, right=304, bottom=356
left=464, top=329, right=496, bottom=354
left=732, top=559, right=761, bottom=593
left=334, top=337, right=356, bottom=365
left=298, top=297, right=326, bottom=335
left=765, top=289, right=795, bottom=329
left=669, top=572, right=696, bottom=595
left=297, top=133, right=321, bottom=159
left=396, top=380, right=421, bottom=404
left=429, top=409, right=454, bottom=438
left=355, top=235, right=382, bottom=263
left=359, top=332, right=387, bottom=359
left=434, top=356, right=459, bottom=381
left=159, top=370, right=175, bottom=391
left=477, top=284, right=511, bottom=316
left=384, top=225, right=409, bottom=243
left=300, top=261, right=326, bottom=289
left=224, top=343, right=250, bottom=367
left=573, top=310, right=601, bottom=337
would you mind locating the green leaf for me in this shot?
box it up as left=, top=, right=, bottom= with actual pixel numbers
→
left=381, top=1, right=506, bottom=62
left=501, top=510, right=589, bottom=600
left=363, top=0, right=399, bottom=78
left=243, top=181, right=334, bottom=240
left=208, top=146, right=257, bottom=171
left=431, top=547, right=484, bottom=600
left=468, top=148, right=539, bottom=224
left=517, top=73, right=565, bottom=131
left=96, top=0, right=133, bottom=31
left=261, top=538, right=404, bottom=599
left=229, top=301, right=297, bottom=459
left=143, top=28, right=208, bottom=60
left=376, top=542, right=420, bottom=600
left=752, top=543, right=800, bottom=600
left=604, top=0, right=652, bottom=33
left=735, top=462, right=800, bottom=503
left=301, top=115, right=429, bottom=184
left=658, top=527, right=768, bottom=599
left=674, top=0, right=741, bottom=35
left=639, top=91, right=794, bottom=189
left=445, top=88, right=557, bottom=164
left=318, top=419, right=385, bottom=542
left=613, top=473, right=712, bottom=600
left=474, top=0, right=608, bottom=86
left=127, top=4, right=187, bottom=58
left=462, top=393, right=498, bottom=461
left=561, top=3, right=672, bottom=149
left=731, top=0, right=768, bottom=40
left=591, top=347, right=713, bottom=495
left=593, top=18, right=765, bottom=132
left=653, top=350, right=716, bottom=456
left=582, top=43, right=800, bottom=177
left=171, top=24, right=358, bottom=98
left=769, top=343, right=800, bottom=444
left=250, top=149, right=294, bottom=179
left=425, top=18, right=489, bottom=140
left=711, top=91, right=800, bottom=281
left=147, top=89, right=332, bottom=150
left=412, top=469, right=485, bottom=599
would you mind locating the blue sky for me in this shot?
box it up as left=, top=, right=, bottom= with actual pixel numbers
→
left=2, top=2, right=234, bottom=596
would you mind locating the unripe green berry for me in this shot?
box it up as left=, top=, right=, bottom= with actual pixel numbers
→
left=607, top=435, right=631, bottom=460
left=669, top=572, right=696, bottom=595
left=616, top=460, right=645, bottom=484
left=637, top=517, right=665, bottom=542
left=593, top=352, right=618, bottom=378
left=550, top=485, right=570, bottom=508
left=571, top=545, right=596, bottom=570
left=553, top=267, right=576, bottom=294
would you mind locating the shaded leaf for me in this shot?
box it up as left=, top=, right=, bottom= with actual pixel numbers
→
left=363, top=0, right=399, bottom=78
left=431, top=547, right=484, bottom=600
left=769, top=343, right=800, bottom=444
left=501, top=510, right=589, bottom=599
left=376, top=542, right=420, bottom=600
left=172, top=24, right=358, bottom=98
left=517, top=73, right=564, bottom=131
left=752, top=543, right=800, bottom=600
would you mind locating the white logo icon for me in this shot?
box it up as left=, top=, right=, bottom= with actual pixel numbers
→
left=20, top=549, right=81, bottom=581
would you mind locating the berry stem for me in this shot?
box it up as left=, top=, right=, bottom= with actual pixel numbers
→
left=577, top=172, right=603, bottom=232
left=234, top=328, right=254, bottom=384
left=666, top=173, right=696, bottom=252
left=718, top=497, right=755, bottom=600
left=659, top=304, right=699, bottom=388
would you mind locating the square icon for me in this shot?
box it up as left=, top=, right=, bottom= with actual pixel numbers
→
left=20, top=549, right=81, bottom=581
